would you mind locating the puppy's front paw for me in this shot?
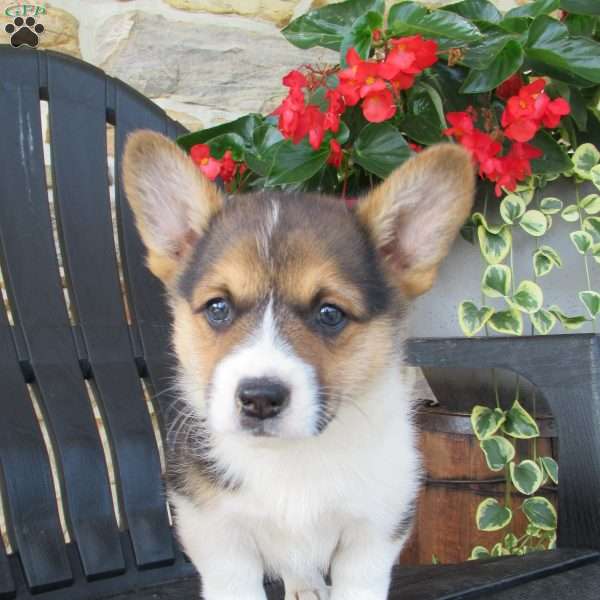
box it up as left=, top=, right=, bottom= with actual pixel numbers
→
left=293, top=589, right=330, bottom=600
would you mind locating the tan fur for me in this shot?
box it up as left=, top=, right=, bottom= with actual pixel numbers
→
left=356, top=144, right=475, bottom=297
left=122, top=131, right=223, bottom=284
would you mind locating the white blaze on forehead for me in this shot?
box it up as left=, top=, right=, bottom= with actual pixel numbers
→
left=209, top=296, right=321, bottom=438
left=257, top=199, right=280, bottom=263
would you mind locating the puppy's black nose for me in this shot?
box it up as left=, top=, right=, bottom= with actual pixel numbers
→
left=237, top=378, right=290, bottom=420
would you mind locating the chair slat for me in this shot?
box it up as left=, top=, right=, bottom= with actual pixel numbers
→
left=0, top=316, right=71, bottom=590
left=0, top=48, right=124, bottom=578
left=112, top=84, right=185, bottom=419
left=46, top=52, right=174, bottom=568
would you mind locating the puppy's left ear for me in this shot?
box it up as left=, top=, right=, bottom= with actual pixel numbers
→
left=356, top=144, right=475, bottom=298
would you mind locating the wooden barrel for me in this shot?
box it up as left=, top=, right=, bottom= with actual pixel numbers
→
left=399, top=407, right=558, bottom=565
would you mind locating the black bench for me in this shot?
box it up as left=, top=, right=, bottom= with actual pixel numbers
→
left=0, top=45, right=598, bottom=600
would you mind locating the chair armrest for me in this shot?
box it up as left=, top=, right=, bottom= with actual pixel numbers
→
left=406, top=334, right=600, bottom=551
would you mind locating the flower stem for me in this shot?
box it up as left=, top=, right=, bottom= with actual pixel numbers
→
left=576, top=182, right=596, bottom=333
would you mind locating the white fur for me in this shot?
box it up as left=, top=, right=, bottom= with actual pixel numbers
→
left=172, top=362, right=420, bottom=599
left=209, top=298, right=321, bottom=438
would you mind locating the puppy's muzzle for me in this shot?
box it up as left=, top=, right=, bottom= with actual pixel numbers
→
left=237, top=377, right=290, bottom=422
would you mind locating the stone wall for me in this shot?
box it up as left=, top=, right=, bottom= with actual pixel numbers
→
left=1, top=0, right=520, bottom=133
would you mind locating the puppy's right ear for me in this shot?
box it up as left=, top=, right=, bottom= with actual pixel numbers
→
left=122, top=130, right=223, bottom=284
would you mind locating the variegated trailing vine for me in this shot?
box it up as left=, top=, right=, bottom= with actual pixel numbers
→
left=461, top=142, right=600, bottom=558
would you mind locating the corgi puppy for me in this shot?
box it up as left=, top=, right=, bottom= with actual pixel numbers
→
left=122, top=133, right=475, bottom=600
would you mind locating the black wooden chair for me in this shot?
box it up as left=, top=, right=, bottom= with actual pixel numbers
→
left=0, top=46, right=599, bottom=600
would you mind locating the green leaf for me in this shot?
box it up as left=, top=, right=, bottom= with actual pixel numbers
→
left=592, top=243, right=600, bottom=264
left=353, top=123, right=410, bottom=179
left=460, top=40, right=524, bottom=94
left=580, top=194, right=600, bottom=215
left=579, top=290, right=600, bottom=318
left=522, top=497, right=558, bottom=531
left=482, top=264, right=511, bottom=297
left=538, top=246, right=562, bottom=278
left=461, top=32, right=514, bottom=70
left=560, top=0, right=600, bottom=15
left=469, top=545, right=491, bottom=560
left=478, top=225, right=512, bottom=264
left=584, top=216, right=600, bottom=242
left=506, top=0, right=559, bottom=18
left=526, top=524, right=542, bottom=537
left=538, top=456, right=559, bottom=484
left=549, top=305, right=588, bottom=329
left=491, top=542, right=510, bottom=557
left=489, top=309, right=523, bottom=335
left=504, top=533, right=519, bottom=550
left=480, top=435, right=515, bottom=471
left=530, top=130, right=572, bottom=175
left=539, top=197, right=563, bottom=215
left=503, top=399, right=540, bottom=439
left=459, top=302, right=494, bottom=337
left=281, top=0, right=384, bottom=51
left=561, top=204, right=580, bottom=222
left=572, top=143, right=600, bottom=179
left=176, top=114, right=263, bottom=152
left=472, top=212, right=506, bottom=235
left=400, top=83, right=446, bottom=145
left=530, top=308, right=557, bottom=335
left=570, top=230, right=593, bottom=254
left=476, top=498, right=513, bottom=531
left=340, top=10, right=383, bottom=64
left=388, top=1, right=427, bottom=25
left=510, top=280, right=543, bottom=314
left=443, top=0, right=502, bottom=24
left=471, top=405, right=506, bottom=440
left=526, top=16, right=600, bottom=84
left=390, top=8, right=482, bottom=47
left=520, top=210, right=548, bottom=237
left=510, top=460, right=544, bottom=495
left=264, top=138, right=330, bottom=186
left=592, top=165, right=600, bottom=190
left=500, top=194, right=526, bottom=225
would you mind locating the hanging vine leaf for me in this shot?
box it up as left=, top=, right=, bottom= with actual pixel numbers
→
left=570, top=230, right=593, bottom=254
left=549, top=305, right=588, bottom=330
left=533, top=245, right=562, bottom=277
left=476, top=498, right=513, bottom=531
left=480, top=436, right=515, bottom=471
left=579, top=290, right=600, bottom=318
left=471, top=405, right=506, bottom=440
left=520, top=210, right=548, bottom=236
left=489, top=309, right=523, bottom=335
left=572, top=142, right=600, bottom=179
left=482, top=264, right=512, bottom=297
left=503, top=399, right=540, bottom=439
left=500, top=194, right=526, bottom=224
left=522, top=497, right=558, bottom=530
left=538, top=456, right=559, bottom=484
left=580, top=194, right=600, bottom=215
left=459, top=302, right=494, bottom=336
left=510, top=460, right=544, bottom=495
left=478, top=225, right=512, bottom=264
left=469, top=545, right=491, bottom=560
left=539, top=197, right=563, bottom=214
left=530, top=308, right=557, bottom=335
left=510, top=280, right=543, bottom=314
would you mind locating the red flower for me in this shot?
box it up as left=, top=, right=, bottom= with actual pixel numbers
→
left=372, top=28, right=382, bottom=42
left=190, top=144, right=221, bottom=181
left=219, top=150, right=237, bottom=183
left=338, top=48, right=382, bottom=106
left=501, top=79, right=560, bottom=142
left=408, top=142, right=423, bottom=153
left=496, top=74, right=524, bottom=101
left=282, top=69, right=307, bottom=89
left=443, top=111, right=475, bottom=139
left=362, top=88, right=396, bottom=123
left=379, top=35, right=438, bottom=81
left=328, top=139, right=343, bottom=168
left=542, top=97, right=571, bottom=128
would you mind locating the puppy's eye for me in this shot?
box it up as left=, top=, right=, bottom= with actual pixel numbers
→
left=205, top=298, right=232, bottom=327
left=317, top=304, right=346, bottom=330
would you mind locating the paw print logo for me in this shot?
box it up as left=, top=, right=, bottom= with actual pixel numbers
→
left=5, top=16, right=44, bottom=48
